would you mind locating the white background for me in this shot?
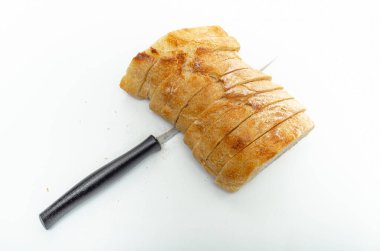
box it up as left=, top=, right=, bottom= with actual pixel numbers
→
left=1, top=0, right=379, bottom=250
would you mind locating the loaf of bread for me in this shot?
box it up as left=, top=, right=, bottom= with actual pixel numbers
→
left=120, top=26, right=314, bottom=192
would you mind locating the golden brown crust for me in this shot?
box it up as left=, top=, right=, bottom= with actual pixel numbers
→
left=166, top=30, right=239, bottom=51
left=149, top=73, right=183, bottom=114
left=120, top=26, right=239, bottom=99
left=190, top=50, right=245, bottom=77
left=206, top=97, right=303, bottom=176
left=184, top=98, right=233, bottom=147
left=143, top=51, right=187, bottom=99
left=176, top=81, right=225, bottom=133
left=183, top=84, right=256, bottom=148
left=192, top=105, right=253, bottom=163
left=220, top=68, right=271, bottom=89
left=183, top=81, right=283, bottom=147
left=120, top=52, right=156, bottom=97
left=120, top=26, right=314, bottom=192
left=194, top=97, right=301, bottom=174
left=178, top=74, right=274, bottom=133
left=172, top=26, right=229, bottom=37
left=148, top=50, right=247, bottom=124
left=160, top=73, right=213, bottom=123
left=215, top=112, right=314, bottom=192
left=243, top=80, right=282, bottom=92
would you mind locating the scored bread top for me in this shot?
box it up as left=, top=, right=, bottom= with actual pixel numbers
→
left=215, top=112, right=314, bottom=192
left=205, top=98, right=303, bottom=176
left=120, top=26, right=313, bottom=192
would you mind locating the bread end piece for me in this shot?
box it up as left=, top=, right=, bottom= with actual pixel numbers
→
left=215, top=112, right=314, bottom=192
left=120, top=51, right=156, bottom=98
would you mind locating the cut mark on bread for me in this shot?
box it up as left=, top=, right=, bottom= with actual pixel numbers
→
left=137, top=59, right=157, bottom=98
left=177, top=82, right=225, bottom=133
left=183, top=86, right=286, bottom=147
left=147, top=52, right=187, bottom=99
left=159, top=73, right=213, bottom=123
left=185, top=98, right=246, bottom=147
left=215, top=112, right=313, bottom=192
left=147, top=50, right=242, bottom=107
left=192, top=96, right=298, bottom=165
left=206, top=98, right=302, bottom=175
left=199, top=96, right=295, bottom=162
left=182, top=81, right=283, bottom=133
left=220, top=67, right=250, bottom=77
left=174, top=76, right=216, bottom=126
left=157, top=59, right=247, bottom=123
left=221, top=68, right=271, bottom=90
left=184, top=87, right=264, bottom=147
left=120, top=51, right=157, bottom=97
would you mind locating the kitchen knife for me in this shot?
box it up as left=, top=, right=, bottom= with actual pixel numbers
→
left=39, top=60, right=275, bottom=229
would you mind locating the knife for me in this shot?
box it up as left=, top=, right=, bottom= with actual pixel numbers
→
left=39, top=60, right=275, bottom=229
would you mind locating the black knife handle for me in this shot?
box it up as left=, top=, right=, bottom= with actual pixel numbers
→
left=39, top=135, right=161, bottom=230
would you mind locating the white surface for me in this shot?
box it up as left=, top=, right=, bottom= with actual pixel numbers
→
left=1, top=0, right=380, bottom=250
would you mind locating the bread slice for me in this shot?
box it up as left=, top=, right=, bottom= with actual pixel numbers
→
left=174, top=55, right=264, bottom=133
left=141, top=51, right=187, bottom=99
left=190, top=49, right=247, bottom=77
left=140, top=50, right=241, bottom=100
left=157, top=73, right=213, bottom=123
left=243, top=81, right=282, bottom=92
left=206, top=97, right=303, bottom=176
left=143, top=36, right=239, bottom=98
left=221, top=68, right=271, bottom=89
left=176, top=81, right=226, bottom=133
left=192, top=104, right=253, bottom=162
left=183, top=84, right=260, bottom=148
left=120, top=50, right=157, bottom=98
left=215, top=112, right=314, bottom=192
left=184, top=98, right=235, bottom=147
left=148, top=73, right=182, bottom=114
left=192, top=94, right=300, bottom=169
left=120, top=26, right=239, bottom=98
left=149, top=51, right=247, bottom=123
left=183, top=81, right=282, bottom=148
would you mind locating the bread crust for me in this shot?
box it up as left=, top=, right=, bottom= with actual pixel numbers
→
left=148, top=51, right=247, bottom=123
left=194, top=98, right=302, bottom=171
left=215, top=112, right=314, bottom=192
left=206, top=98, right=303, bottom=176
left=221, top=68, right=271, bottom=89
left=192, top=105, right=253, bottom=163
left=183, top=83, right=283, bottom=148
left=120, top=52, right=156, bottom=97
left=120, top=26, right=240, bottom=98
left=120, top=26, right=314, bottom=192
left=176, top=81, right=225, bottom=132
